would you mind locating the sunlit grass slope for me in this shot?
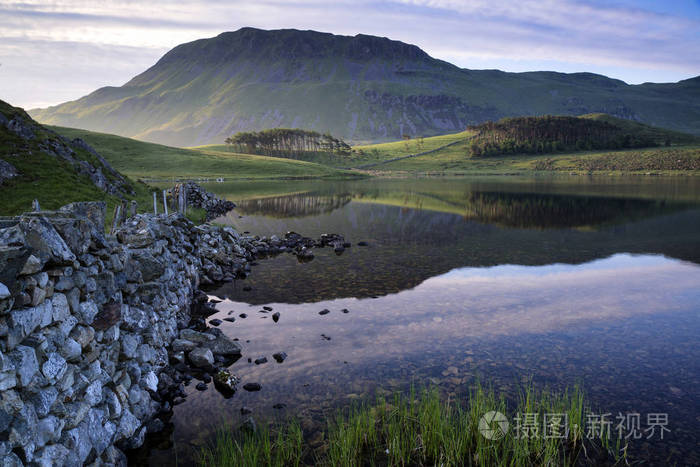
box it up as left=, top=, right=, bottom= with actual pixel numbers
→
left=50, top=126, right=357, bottom=180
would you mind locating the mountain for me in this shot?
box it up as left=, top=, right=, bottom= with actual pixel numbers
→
left=29, top=27, right=700, bottom=147
left=0, top=99, right=143, bottom=218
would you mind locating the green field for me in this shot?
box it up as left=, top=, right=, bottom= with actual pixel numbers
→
left=50, top=126, right=358, bottom=180
left=371, top=145, right=700, bottom=175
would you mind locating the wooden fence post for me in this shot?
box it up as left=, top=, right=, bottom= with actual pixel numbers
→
left=153, top=192, right=157, bottom=214
left=130, top=200, right=137, bottom=217
left=32, top=199, right=40, bottom=212
left=111, top=204, right=121, bottom=234
left=163, top=190, right=169, bottom=216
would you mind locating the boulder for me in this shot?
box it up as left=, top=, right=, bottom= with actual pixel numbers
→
left=188, top=348, right=214, bottom=368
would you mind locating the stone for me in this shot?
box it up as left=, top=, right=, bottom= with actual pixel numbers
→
left=0, top=352, right=17, bottom=390
left=31, top=286, right=47, bottom=307
left=0, top=282, right=10, bottom=299
left=188, top=347, right=214, bottom=368
left=84, top=380, right=103, bottom=406
left=319, top=309, right=330, bottom=315
left=9, top=345, right=39, bottom=387
left=209, top=318, right=222, bottom=326
left=180, top=328, right=215, bottom=343
left=19, top=216, right=76, bottom=265
left=36, top=415, right=63, bottom=446
left=8, top=301, right=49, bottom=350
left=1, top=452, right=24, bottom=467
left=201, top=332, right=242, bottom=357
left=63, top=423, right=92, bottom=465
left=78, top=301, right=99, bottom=324
left=51, top=293, right=71, bottom=322
left=240, top=416, right=256, bottom=433
left=32, top=386, right=58, bottom=417
left=171, top=338, right=197, bottom=352
left=92, top=300, right=121, bottom=330
left=142, top=371, right=158, bottom=392
left=243, top=382, right=261, bottom=392
left=61, top=337, right=82, bottom=362
left=33, top=444, right=70, bottom=467
left=272, top=351, right=288, bottom=363
left=254, top=356, right=267, bottom=365
left=42, top=352, right=67, bottom=383
left=272, top=312, right=280, bottom=322
left=195, top=382, right=207, bottom=391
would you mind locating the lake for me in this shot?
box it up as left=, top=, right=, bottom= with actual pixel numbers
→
left=133, top=176, right=700, bottom=465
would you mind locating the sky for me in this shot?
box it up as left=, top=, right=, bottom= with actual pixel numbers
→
left=1, top=0, right=699, bottom=109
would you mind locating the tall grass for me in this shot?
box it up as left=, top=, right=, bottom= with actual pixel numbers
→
left=199, top=383, right=626, bottom=466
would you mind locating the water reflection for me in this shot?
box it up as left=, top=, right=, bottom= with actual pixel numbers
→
left=136, top=177, right=700, bottom=465
left=235, top=193, right=352, bottom=218
left=140, top=253, right=700, bottom=465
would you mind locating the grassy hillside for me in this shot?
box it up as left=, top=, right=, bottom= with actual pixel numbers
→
left=0, top=100, right=155, bottom=223
left=351, top=115, right=700, bottom=175
left=29, top=28, right=700, bottom=147
left=50, top=126, right=357, bottom=180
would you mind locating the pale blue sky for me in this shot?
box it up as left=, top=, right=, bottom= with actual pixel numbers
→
left=1, top=0, right=699, bottom=109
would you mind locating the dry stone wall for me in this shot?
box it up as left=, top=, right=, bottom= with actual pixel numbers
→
left=0, top=202, right=253, bottom=466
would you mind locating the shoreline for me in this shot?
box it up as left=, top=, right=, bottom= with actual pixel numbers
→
left=0, top=185, right=348, bottom=464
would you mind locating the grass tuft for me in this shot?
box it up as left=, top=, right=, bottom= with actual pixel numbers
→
left=199, top=383, right=627, bottom=466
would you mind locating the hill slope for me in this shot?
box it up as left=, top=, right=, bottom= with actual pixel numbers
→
left=30, top=28, right=700, bottom=146
left=48, top=126, right=353, bottom=180
left=0, top=99, right=152, bottom=218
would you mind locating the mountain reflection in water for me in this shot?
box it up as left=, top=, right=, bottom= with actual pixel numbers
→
left=134, top=177, right=700, bottom=466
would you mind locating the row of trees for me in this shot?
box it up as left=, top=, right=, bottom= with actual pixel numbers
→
left=225, top=128, right=351, bottom=159
left=466, top=116, right=658, bottom=157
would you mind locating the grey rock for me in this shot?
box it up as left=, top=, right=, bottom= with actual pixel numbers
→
left=171, top=338, right=197, bottom=352
left=79, top=301, right=99, bottom=324
left=62, top=422, right=92, bottom=465
left=18, top=216, right=76, bottom=265
left=0, top=452, right=23, bottom=467
left=120, top=333, right=140, bottom=359
left=32, top=386, right=58, bottom=417
left=33, top=444, right=70, bottom=467
left=8, top=301, right=49, bottom=350
left=116, top=409, right=140, bottom=439
left=188, top=347, right=214, bottom=368
left=180, top=328, right=215, bottom=343
left=19, top=255, right=42, bottom=275
left=61, top=337, right=82, bottom=362
left=9, top=345, right=39, bottom=387
left=0, top=282, right=10, bottom=299
left=201, top=332, right=242, bottom=357
left=142, top=371, right=158, bottom=392
left=84, top=380, right=103, bottom=406
left=36, top=415, right=64, bottom=446
left=41, top=352, right=67, bottom=383
left=51, top=293, right=71, bottom=322
left=70, top=324, right=95, bottom=349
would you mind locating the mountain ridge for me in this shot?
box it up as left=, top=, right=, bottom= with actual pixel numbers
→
left=30, top=27, right=700, bottom=146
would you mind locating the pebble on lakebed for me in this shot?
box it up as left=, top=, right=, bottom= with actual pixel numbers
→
left=319, top=309, right=330, bottom=315
left=243, top=383, right=262, bottom=391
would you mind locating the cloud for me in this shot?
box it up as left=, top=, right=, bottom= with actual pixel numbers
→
left=1, top=0, right=698, bottom=108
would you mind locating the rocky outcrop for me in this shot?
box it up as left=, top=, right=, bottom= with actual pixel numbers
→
left=0, top=201, right=347, bottom=465
left=170, top=182, right=236, bottom=221
left=0, top=101, right=134, bottom=197
left=0, top=159, right=19, bottom=186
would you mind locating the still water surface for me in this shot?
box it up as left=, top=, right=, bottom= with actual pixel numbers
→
left=136, top=177, right=700, bottom=465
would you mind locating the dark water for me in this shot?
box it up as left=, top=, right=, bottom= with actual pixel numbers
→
left=136, top=177, right=700, bottom=465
